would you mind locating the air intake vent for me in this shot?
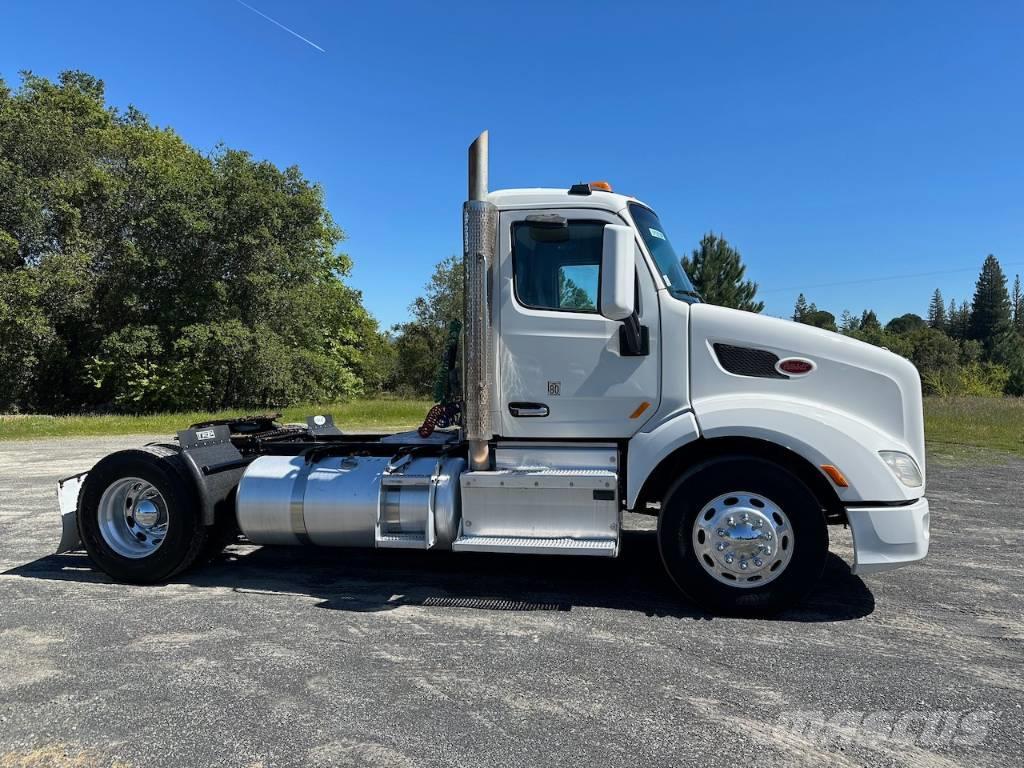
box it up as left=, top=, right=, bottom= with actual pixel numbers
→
left=713, top=343, right=788, bottom=379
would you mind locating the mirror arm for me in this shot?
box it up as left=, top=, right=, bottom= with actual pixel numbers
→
left=618, top=311, right=649, bottom=357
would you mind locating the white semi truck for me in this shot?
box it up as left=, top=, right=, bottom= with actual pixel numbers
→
left=55, top=133, right=929, bottom=615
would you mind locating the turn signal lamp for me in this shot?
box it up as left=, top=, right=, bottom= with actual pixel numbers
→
left=820, top=464, right=849, bottom=488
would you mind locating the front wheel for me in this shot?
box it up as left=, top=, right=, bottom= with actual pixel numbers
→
left=658, top=456, right=828, bottom=616
left=77, top=446, right=208, bottom=584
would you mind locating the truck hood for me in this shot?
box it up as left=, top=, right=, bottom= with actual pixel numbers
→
left=687, top=304, right=926, bottom=483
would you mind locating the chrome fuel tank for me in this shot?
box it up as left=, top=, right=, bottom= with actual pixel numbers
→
left=235, top=453, right=466, bottom=549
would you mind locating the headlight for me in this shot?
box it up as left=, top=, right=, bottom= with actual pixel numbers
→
left=879, top=451, right=923, bottom=488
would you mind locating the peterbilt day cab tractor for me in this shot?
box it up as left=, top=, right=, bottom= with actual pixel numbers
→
left=55, top=133, right=930, bottom=615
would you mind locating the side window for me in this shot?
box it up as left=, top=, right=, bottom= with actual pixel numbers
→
left=512, top=220, right=603, bottom=313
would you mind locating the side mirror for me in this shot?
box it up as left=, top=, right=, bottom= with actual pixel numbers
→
left=600, top=225, right=635, bottom=321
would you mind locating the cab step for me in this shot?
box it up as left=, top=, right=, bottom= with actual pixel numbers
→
left=451, top=535, right=617, bottom=556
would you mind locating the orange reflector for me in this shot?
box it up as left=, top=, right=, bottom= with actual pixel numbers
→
left=629, top=401, right=651, bottom=419
left=589, top=180, right=613, bottom=192
left=821, top=464, right=849, bottom=487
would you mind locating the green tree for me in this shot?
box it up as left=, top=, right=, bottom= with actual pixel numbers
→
left=959, top=339, right=983, bottom=365
left=886, top=313, right=927, bottom=335
left=559, top=272, right=594, bottom=310
left=389, top=255, right=463, bottom=396
left=793, top=293, right=810, bottom=322
left=0, top=70, right=386, bottom=412
left=682, top=233, right=764, bottom=313
left=946, top=299, right=971, bottom=340
left=968, top=254, right=1011, bottom=356
left=1012, top=275, right=1024, bottom=333
left=927, top=288, right=946, bottom=330
left=955, top=302, right=972, bottom=340
left=792, top=295, right=837, bottom=332
left=859, top=309, right=881, bottom=332
left=904, top=327, right=959, bottom=376
left=802, top=308, right=837, bottom=332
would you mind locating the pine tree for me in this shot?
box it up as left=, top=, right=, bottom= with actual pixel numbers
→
left=927, top=288, right=946, bottom=331
left=947, top=299, right=961, bottom=339
left=840, top=309, right=857, bottom=333
left=956, top=301, right=972, bottom=340
left=1012, top=275, right=1024, bottom=333
left=860, top=309, right=881, bottom=332
left=793, top=293, right=809, bottom=322
left=682, top=233, right=764, bottom=313
left=968, top=254, right=1012, bottom=355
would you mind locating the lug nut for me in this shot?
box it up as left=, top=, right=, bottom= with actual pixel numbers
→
left=724, top=553, right=735, bottom=564
left=741, top=513, right=749, bottom=523
left=716, top=528, right=726, bottom=537
left=753, top=558, right=763, bottom=567
left=717, top=542, right=727, bottom=552
left=727, top=516, right=736, bottom=527
left=753, top=519, right=763, bottom=528
left=739, top=559, right=748, bottom=570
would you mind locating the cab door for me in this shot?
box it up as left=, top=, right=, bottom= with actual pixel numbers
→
left=495, top=208, right=661, bottom=439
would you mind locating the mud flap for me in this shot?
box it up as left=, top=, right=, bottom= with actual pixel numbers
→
left=56, top=472, right=87, bottom=553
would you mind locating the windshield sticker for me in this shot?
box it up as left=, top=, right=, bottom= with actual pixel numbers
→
left=662, top=273, right=673, bottom=286
left=649, top=228, right=666, bottom=240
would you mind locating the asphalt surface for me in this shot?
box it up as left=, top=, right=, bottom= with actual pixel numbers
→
left=0, top=436, right=1021, bottom=768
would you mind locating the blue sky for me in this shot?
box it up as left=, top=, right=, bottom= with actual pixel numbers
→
left=3, top=0, right=1022, bottom=329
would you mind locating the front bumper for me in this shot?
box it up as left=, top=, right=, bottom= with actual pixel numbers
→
left=846, top=497, right=929, bottom=575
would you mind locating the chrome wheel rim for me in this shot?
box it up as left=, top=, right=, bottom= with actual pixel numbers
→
left=97, top=477, right=169, bottom=559
left=692, top=491, right=793, bottom=588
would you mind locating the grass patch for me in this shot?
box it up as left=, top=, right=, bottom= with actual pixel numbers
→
left=924, top=396, right=1024, bottom=457
left=0, top=398, right=434, bottom=441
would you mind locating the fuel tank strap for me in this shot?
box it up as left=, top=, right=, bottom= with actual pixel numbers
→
left=289, top=460, right=315, bottom=545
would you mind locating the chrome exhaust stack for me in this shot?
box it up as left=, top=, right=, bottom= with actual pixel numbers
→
left=463, top=131, right=496, bottom=470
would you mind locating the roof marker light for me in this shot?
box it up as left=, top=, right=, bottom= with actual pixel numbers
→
left=568, top=181, right=614, bottom=195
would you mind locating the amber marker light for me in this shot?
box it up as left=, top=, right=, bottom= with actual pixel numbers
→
left=629, top=401, right=651, bottom=419
left=821, top=464, right=849, bottom=487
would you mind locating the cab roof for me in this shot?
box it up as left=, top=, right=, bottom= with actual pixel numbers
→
left=486, top=187, right=646, bottom=213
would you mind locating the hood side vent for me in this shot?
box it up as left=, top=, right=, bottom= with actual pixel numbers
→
left=713, top=343, right=789, bottom=380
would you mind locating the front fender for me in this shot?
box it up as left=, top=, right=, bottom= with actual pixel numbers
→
left=626, top=411, right=701, bottom=508
left=694, top=395, right=922, bottom=503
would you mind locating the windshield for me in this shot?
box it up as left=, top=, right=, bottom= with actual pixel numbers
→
left=628, top=203, right=700, bottom=303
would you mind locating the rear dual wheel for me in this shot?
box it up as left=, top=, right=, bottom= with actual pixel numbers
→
left=658, top=456, right=828, bottom=616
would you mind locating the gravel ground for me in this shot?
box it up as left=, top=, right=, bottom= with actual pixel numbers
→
left=0, top=436, right=1021, bottom=768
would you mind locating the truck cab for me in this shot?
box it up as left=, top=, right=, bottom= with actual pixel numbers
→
left=56, top=133, right=929, bottom=615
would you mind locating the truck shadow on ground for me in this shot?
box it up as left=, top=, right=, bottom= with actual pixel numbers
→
left=7, top=530, right=874, bottom=622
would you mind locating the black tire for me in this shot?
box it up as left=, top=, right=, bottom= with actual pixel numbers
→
left=77, top=446, right=208, bottom=584
left=658, top=455, right=828, bottom=616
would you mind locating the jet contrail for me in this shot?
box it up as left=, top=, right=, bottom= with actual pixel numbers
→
left=234, top=0, right=325, bottom=53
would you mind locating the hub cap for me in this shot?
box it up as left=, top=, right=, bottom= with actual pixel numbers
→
left=97, top=477, right=169, bottom=559
left=692, top=492, right=793, bottom=588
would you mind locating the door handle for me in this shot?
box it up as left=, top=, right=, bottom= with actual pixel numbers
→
left=509, top=402, right=549, bottom=417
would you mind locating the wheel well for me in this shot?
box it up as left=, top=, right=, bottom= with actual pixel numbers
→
left=632, top=436, right=846, bottom=523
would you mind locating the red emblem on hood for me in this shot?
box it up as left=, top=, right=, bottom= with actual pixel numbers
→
left=778, top=358, right=815, bottom=375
